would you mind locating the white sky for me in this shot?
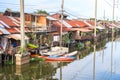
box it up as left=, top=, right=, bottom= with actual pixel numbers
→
left=0, top=0, right=120, bottom=20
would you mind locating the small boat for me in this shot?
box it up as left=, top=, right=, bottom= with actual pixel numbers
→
left=30, top=54, right=40, bottom=58
left=30, top=51, right=77, bottom=62
left=63, top=51, right=78, bottom=57
left=31, top=54, right=74, bottom=62
left=42, top=51, right=66, bottom=56
left=44, top=56, right=74, bottom=61
left=41, top=46, right=68, bottom=56
left=45, top=60, right=72, bottom=62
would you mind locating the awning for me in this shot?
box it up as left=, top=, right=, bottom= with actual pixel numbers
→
left=5, top=34, right=29, bottom=40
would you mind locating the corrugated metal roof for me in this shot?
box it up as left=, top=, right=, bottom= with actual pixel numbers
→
left=0, top=15, right=17, bottom=27
left=47, top=16, right=57, bottom=20
left=62, top=20, right=72, bottom=28
left=0, top=27, right=10, bottom=34
left=84, top=21, right=93, bottom=28
left=0, top=20, right=10, bottom=28
left=5, top=28, right=20, bottom=34
left=8, top=17, right=20, bottom=26
left=72, top=28, right=92, bottom=32
left=66, top=20, right=87, bottom=28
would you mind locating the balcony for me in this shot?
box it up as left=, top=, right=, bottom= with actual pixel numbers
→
left=31, top=26, right=47, bottom=32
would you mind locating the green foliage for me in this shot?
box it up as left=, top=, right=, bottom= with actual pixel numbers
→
left=0, top=11, right=3, bottom=14
left=27, top=43, right=38, bottom=49
left=26, top=33, right=35, bottom=43
left=30, top=58, right=46, bottom=62
left=18, top=47, right=26, bottom=54
left=28, top=33, right=35, bottom=40
left=85, top=41, right=91, bottom=46
left=34, top=9, right=49, bottom=15
left=90, top=18, right=95, bottom=20
left=5, top=60, right=13, bottom=65
left=6, top=8, right=11, bottom=11
left=62, top=32, right=70, bottom=43
left=77, top=42, right=84, bottom=50
left=46, top=36, right=52, bottom=45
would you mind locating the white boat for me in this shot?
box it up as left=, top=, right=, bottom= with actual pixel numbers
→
left=63, top=51, right=78, bottom=57
left=41, top=46, right=68, bottom=56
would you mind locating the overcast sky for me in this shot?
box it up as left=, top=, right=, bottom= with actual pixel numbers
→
left=0, top=0, right=120, bottom=20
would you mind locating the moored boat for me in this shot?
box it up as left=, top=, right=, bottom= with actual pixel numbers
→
left=30, top=51, right=78, bottom=62
left=63, top=51, right=78, bottom=57
left=44, top=56, right=74, bottom=61
left=41, top=46, right=68, bottom=56
left=30, top=54, right=75, bottom=62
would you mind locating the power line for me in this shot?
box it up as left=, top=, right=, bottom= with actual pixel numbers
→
left=104, top=0, right=120, bottom=8
left=104, top=0, right=113, bottom=7
left=0, top=2, right=41, bottom=6
left=64, top=11, right=89, bottom=19
left=64, top=7, right=90, bottom=19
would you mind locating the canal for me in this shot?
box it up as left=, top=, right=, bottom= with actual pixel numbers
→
left=0, top=36, right=120, bottom=80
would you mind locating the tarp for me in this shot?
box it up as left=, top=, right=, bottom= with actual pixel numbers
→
left=5, top=34, right=29, bottom=40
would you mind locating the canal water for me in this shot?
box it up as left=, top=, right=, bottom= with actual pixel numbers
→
left=0, top=37, right=120, bottom=80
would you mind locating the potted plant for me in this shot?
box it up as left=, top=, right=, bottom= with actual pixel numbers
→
left=15, top=47, right=30, bottom=65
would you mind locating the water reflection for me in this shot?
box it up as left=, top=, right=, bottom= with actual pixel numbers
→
left=111, top=32, right=114, bottom=77
left=93, top=44, right=96, bottom=80
left=60, top=62, right=62, bottom=80
left=0, top=61, right=59, bottom=80
left=1, top=36, right=120, bottom=80
left=102, top=47, right=105, bottom=63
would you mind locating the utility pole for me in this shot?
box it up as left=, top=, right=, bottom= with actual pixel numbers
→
left=103, top=10, right=106, bottom=28
left=93, top=0, right=97, bottom=79
left=20, top=0, right=25, bottom=53
left=103, top=10, right=106, bottom=20
left=111, top=0, right=115, bottom=75
left=60, top=0, right=64, bottom=47
left=112, top=0, right=115, bottom=32
left=111, top=0, right=115, bottom=44
left=94, top=0, right=97, bottom=39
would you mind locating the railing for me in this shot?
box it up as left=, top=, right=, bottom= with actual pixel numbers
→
left=31, top=26, right=47, bottom=32
left=30, top=26, right=57, bottom=32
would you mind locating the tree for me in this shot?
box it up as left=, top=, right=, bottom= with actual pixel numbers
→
left=34, top=9, right=49, bottom=15
left=0, top=12, right=3, bottom=14
left=6, top=8, right=11, bottom=11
